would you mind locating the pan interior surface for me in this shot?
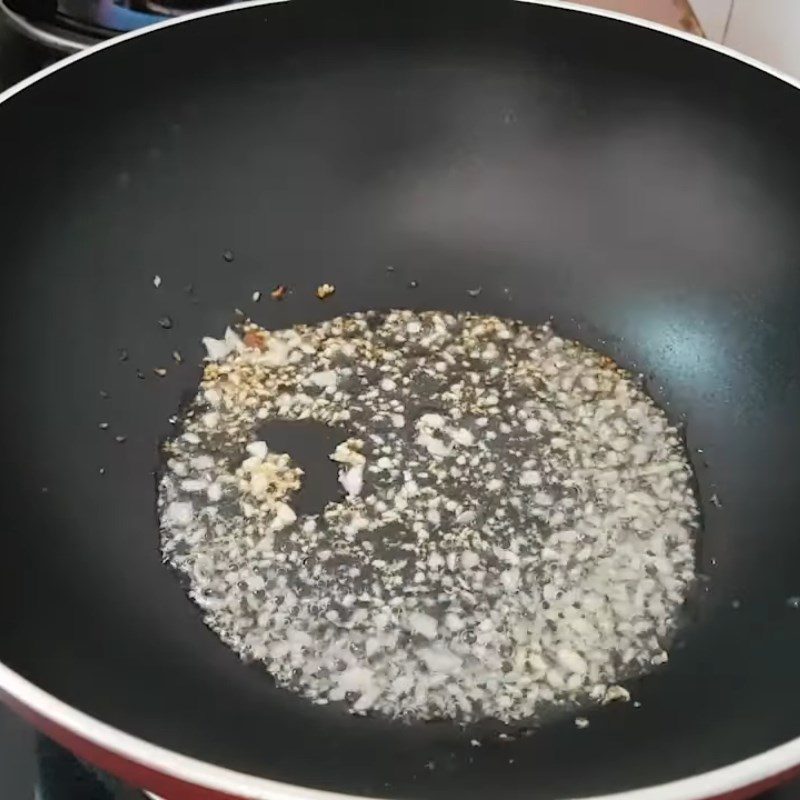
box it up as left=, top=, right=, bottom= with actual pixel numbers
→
left=1, top=1, right=800, bottom=798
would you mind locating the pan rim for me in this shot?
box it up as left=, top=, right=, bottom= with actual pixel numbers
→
left=1, top=1, right=800, bottom=798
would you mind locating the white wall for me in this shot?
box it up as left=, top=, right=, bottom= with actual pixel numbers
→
left=724, top=0, right=800, bottom=79
left=691, top=0, right=800, bottom=80
left=689, top=0, right=732, bottom=41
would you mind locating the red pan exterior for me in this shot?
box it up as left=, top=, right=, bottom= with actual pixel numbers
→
left=4, top=684, right=800, bottom=800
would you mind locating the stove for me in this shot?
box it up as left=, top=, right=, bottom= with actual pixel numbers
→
left=0, top=701, right=144, bottom=799
left=0, top=0, right=229, bottom=53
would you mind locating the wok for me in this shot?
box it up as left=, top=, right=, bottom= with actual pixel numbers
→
left=1, top=1, right=800, bottom=798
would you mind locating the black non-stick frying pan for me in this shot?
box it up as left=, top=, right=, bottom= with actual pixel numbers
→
left=1, top=1, right=800, bottom=798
